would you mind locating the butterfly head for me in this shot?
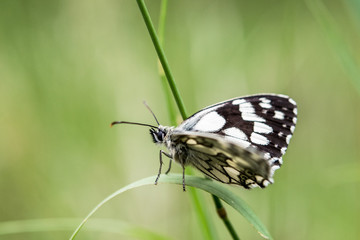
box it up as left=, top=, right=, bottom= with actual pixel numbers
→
left=150, top=125, right=172, bottom=144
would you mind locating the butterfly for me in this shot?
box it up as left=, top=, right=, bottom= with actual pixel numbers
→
left=111, top=94, right=297, bottom=191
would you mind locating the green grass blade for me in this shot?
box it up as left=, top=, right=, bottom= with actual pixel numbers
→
left=69, top=174, right=272, bottom=240
left=153, top=1, right=218, bottom=239
left=157, top=0, right=177, bottom=127
left=136, top=0, right=187, bottom=118
left=0, top=218, right=171, bottom=240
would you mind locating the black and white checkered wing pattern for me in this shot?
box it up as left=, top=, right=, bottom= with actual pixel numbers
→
left=170, top=132, right=272, bottom=188
left=174, top=94, right=297, bottom=188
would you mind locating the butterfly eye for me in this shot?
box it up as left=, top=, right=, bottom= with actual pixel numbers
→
left=156, top=131, right=164, bottom=141
left=150, top=128, right=165, bottom=143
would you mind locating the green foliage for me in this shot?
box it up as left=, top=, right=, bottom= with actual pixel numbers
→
left=70, top=174, right=271, bottom=239
left=0, top=218, right=171, bottom=240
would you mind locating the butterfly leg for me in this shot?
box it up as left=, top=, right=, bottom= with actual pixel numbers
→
left=182, top=165, right=186, bottom=192
left=165, top=158, right=172, bottom=174
left=155, top=150, right=172, bottom=185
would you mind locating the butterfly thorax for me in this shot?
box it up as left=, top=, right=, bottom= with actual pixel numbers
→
left=150, top=125, right=191, bottom=166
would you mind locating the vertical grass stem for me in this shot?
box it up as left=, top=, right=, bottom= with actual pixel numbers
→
left=136, top=1, right=239, bottom=239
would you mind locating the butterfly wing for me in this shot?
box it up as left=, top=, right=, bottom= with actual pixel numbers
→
left=172, top=94, right=297, bottom=188
left=170, top=132, right=272, bottom=188
left=177, top=94, right=297, bottom=168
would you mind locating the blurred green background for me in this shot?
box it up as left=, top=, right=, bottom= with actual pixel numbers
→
left=0, top=0, right=359, bottom=239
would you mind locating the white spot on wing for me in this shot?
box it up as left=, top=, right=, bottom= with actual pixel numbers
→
left=245, top=179, right=255, bottom=185
left=226, top=159, right=238, bottom=168
left=263, top=180, right=270, bottom=187
left=286, top=134, right=292, bottom=144
left=177, top=104, right=223, bottom=131
left=293, top=108, right=298, bottom=115
left=239, top=102, right=255, bottom=113
left=274, top=111, right=285, bottom=120
left=242, top=113, right=265, bottom=122
left=281, top=147, right=287, bottom=154
left=225, top=136, right=251, bottom=148
left=253, top=122, right=273, bottom=134
left=255, top=175, right=264, bottom=183
left=234, top=100, right=264, bottom=122
left=224, top=167, right=240, bottom=181
left=289, top=98, right=296, bottom=105
left=290, top=125, right=295, bottom=133
left=293, top=117, right=297, bottom=124
left=186, top=139, right=197, bottom=145
left=224, top=127, right=251, bottom=148
left=232, top=99, right=246, bottom=105
left=248, top=183, right=258, bottom=188
left=250, top=132, right=269, bottom=145
left=223, top=127, right=248, bottom=140
left=268, top=177, right=274, bottom=184
left=259, top=97, right=271, bottom=103
left=210, top=168, right=229, bottom=183
left=270, top=166, right=279, bottom=177
left=193, top=111, right=226, bottom=132
left=259, top=102, right=272, bottom=109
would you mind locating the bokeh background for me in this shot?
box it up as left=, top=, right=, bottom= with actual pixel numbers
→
left=1, top=1, right=359, bottom=239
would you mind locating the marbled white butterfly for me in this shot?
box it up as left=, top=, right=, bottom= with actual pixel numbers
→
left=112, top=94, right=297, bottom=191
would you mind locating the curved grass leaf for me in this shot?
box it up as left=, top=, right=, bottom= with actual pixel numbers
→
left=0, top=218, right=171, bottom=240
left=70, top=174, right=272, bottom=240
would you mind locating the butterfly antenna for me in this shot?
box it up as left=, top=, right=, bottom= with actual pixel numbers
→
left=143, top=101, right=160, bottom=125
left=110, top=121, right=157, bottom=128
